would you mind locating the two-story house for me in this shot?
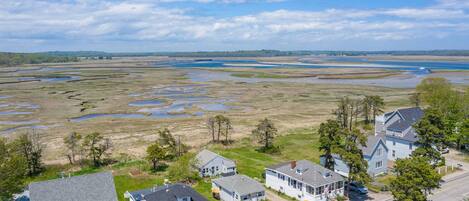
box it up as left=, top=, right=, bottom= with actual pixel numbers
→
left=375, top=107, right=424, bottom=161
left=194, top=149, right=237, bottom=177
left=265, top=160, right=345, bottom=201
left=320, top=134, right=388, bottom=177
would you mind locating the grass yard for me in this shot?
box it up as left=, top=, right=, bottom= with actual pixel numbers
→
left=210, top=127, right=321, bottom=180
left=114, top=175, right=163, bottom=201
left=26, top=127, right=322, bottom=201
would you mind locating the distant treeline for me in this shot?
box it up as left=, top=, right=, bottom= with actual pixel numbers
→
left=0, top=52, right=79, bottom=67
left=42, top=50, right=469, bottom=57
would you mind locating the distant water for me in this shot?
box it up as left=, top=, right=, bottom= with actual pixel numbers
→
left=155, top=58, right=469, bottom=72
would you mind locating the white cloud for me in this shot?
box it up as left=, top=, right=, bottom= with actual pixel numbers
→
left=0, top=0, right=468, bottom=51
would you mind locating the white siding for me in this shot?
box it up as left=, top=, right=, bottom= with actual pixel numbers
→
left=200, top=157, right=236, bottom=177
left=265, top=169, right=344, bottom=201
left=386, top=137, right=418, bottom=161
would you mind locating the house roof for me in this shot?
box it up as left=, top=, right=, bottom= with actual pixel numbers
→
left=128, top=184, right=208, bottom=201
left=213, top=174, right=264, bottom=196
left=194, top=149, right=235, bottom=168
left=385, top=107, right=423, bottom=142
left=29, top=171, right=118, bottom=201
left=266, top=160, right=344, bottom=187
left=359, top=134, right=387, bottom=157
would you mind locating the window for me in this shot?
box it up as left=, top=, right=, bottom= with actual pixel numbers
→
left=216, top=166, right=219, bottom=171
left=376, top=161, right=383, bottom=168
left=297, top=182, right=303, bottom=190
left=393, top=140, right=396, bottom=146
left=306, top=186, right=314, bottom=194
left=258, top=192, right=264, bottom=197
left=235, top=194, right=238, bottom=199
left=315, top=186, right=324, bottom=195
left=337, top=181, right=343, bottom=189
left=409, top=143, right=413, bottom=150
left=377, top=148, right=382, bottom=156
left=330, top=183, right=335, bottom=191
left=392, top=150, right=396, bottom=157
left=277, top=173, right=285, bottom=181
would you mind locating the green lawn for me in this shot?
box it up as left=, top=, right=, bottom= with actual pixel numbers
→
left=211, top=127, right=320, bottom=180
left=114, top=175, right=163, bottom=201
left=26, top=127, right=321, bottom=201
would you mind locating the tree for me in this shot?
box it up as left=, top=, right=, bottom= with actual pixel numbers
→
left=362, top=96, right=373, bottom=124
left=223, top=117, right=233, bottom=143
left=13, top=130, right=44, bottom=176
left=82, top=132, right=112, bottom=167
left=412, top=108, right=448, bottom=167
left=390, top=156, right=441, bottom=201
left=337, top=128, right=371, bottom=196
left=167, top=153, right=199, bottom=182
left=207, top=117, right=216, bottom=143
left=335, top=97, right=351, bottom=129
left=146, top=142, right=167, bottom=171
left=0, top=138, right=27, bottom=200
left=252, top=118, right=278, bottom=149
left=208, top=115, right=233, bottom=144
left=370, top=95, right=384, bottom=123
left=63, top=132, right=82, bottom=164
left=158, top=128, right=187, bottom=158
left=409, top=93, right=421, bottom=107
left=318, top=120, right=343, bottom=170
left=416, top=78, right=466, bottom=150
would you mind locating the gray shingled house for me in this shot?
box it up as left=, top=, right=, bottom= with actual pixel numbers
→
left=124, top=183, right=208, bottom=201
left=194, top=149, right=236, bottom=177
left=212, top=174, right=265, bottom=201
left=29, top=171, right=118, bottom=201
left=265, top=160, right=345, bottom=201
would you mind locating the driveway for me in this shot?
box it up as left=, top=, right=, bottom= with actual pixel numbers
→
left=348, top=191, right=392, bottom=201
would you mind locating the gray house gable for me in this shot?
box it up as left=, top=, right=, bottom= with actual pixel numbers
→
left=195, top=149, right=235, bottom=169
left=367, top=138, right=388, bottom=159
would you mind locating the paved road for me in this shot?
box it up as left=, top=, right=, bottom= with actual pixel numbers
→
left=430, top=172, right=469, bottom=201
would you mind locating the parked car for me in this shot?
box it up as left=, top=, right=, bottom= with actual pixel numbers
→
left=348, top=182, right=368, bottom=194
left=438, top=147, right=449, bottom=154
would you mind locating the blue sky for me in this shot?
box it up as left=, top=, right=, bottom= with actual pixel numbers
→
left=1, top=0, right=469, bottom=52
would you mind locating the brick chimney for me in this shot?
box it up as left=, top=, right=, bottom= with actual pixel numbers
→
left=290, top=161, right=297, bottom=169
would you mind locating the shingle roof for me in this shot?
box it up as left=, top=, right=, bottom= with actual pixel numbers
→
left=29, top=171, right=118, bottom=201
left=385, top=107, right=423, bottom=142
left=129, top=184, right=208, bottom=201
left=266, top=160, right=344, bottom=187
left=359, top=134, right=387, bottom=156
left=213, top=174, right=264, bottom=196
left=194, top=149, right=235, bottom=168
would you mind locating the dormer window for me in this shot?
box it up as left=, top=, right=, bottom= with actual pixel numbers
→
left=323, top=172, right=331, bottom=178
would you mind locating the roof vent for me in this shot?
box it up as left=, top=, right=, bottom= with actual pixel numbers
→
left=323, top=172, right=332, bottom=178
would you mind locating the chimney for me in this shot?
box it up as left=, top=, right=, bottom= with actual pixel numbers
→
left=290, top=161, right=297, bottom=169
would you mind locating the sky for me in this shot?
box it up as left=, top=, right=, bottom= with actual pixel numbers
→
left=1, top=0, right=469, bottom=52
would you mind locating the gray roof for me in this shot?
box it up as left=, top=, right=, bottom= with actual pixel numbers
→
left=194, top=149, right=235, bottom=168
left=129, top=184, right=208, bottom=201
left=29, top=171, right=118, bottom=201
left=359, top=134, right=387, bottom=156
left=385, top=107, right=423, bottom=142
left=213, top=174, right=264, bottom=195
left=266, top=160, right=344, bottom=187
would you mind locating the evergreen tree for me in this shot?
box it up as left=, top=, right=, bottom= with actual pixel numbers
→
left=318, top=120, right=343, bottom=170
left=252, top=118, right=278, bottom=149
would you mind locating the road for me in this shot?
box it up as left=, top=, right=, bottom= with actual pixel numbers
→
left=430, top=172, right=469, bottom=201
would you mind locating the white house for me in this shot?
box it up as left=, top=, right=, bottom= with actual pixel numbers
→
left=194, top=149, right=236, bottom=177
left=320, top=134, right=388, bottom=177
left=265, top=160, right=345, bottom=201
left=375, top=107, right=424, bottom=161
left=212, top=174, right=265, bottom=201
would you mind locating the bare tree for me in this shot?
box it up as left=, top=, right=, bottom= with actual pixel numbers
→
left=63, top=132, right=82, bottom=164
left=207, top=117, right=216, bottom=142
